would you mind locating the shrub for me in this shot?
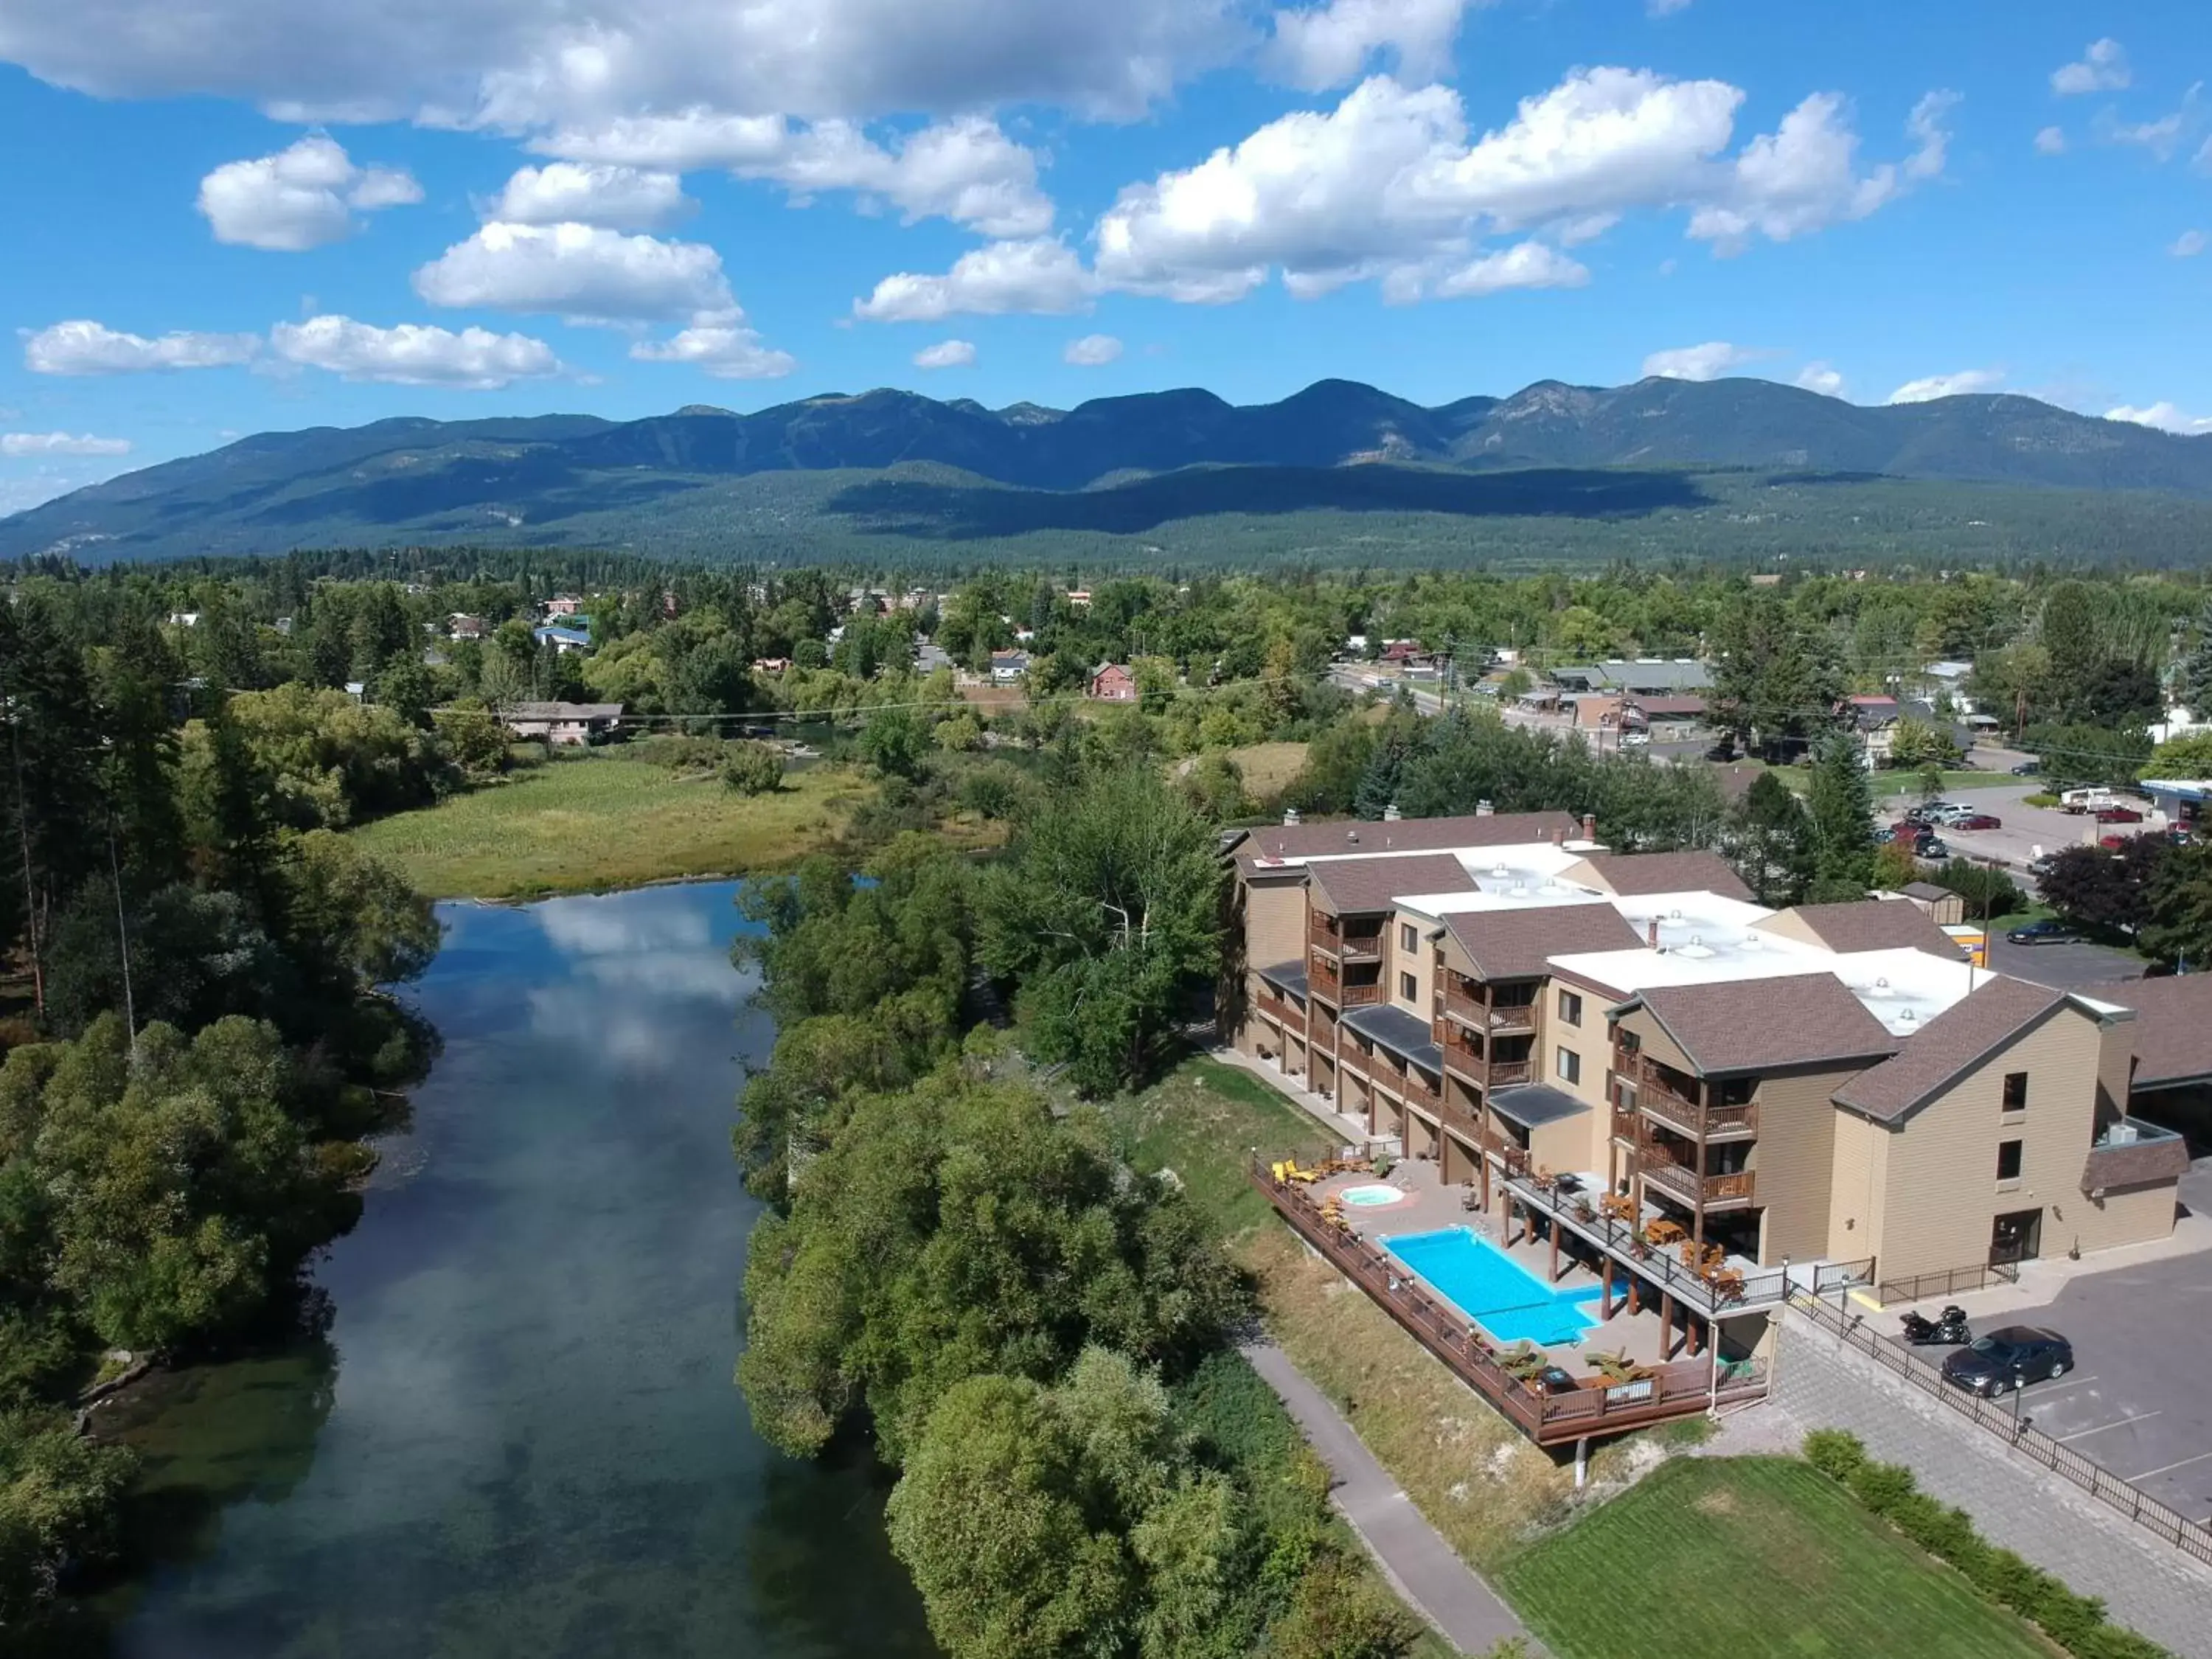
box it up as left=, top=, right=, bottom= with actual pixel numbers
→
left=721, top=741, right=787, bottom=796
left=1846, top=1458, right=1916, bottom=1515
left=1802, top=1428, right=1867, bottom=1482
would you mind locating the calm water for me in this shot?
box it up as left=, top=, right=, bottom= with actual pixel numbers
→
left=74, top=882, right=937, bottom=1658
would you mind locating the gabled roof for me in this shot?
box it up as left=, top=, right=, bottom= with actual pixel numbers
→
left=1569, top=851, right=1755, bottom=902
left=1624, top=975, right=1899, bottom=1076
left=1230, top=810, right=1581, bottom=869
left=1765, top=901, right=1964, bottom=959
left=1447, top=904, right=1644, bottom=982
left=1832, top=976, right=2067, bottom=1122
left=1308, top=852, right=1475, bottom=915
left=2079, top=975, right=2212, bottom=1090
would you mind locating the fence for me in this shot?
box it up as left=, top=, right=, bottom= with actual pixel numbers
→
left=1789, top=1291, right=2212, bottom=1569
left=1875, top=1261, right=2020, bottom=1305
left=1250, top=1156, right=1767, bottom=1445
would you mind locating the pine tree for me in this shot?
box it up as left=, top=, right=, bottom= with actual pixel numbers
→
left=1727, top=771, right=1815, bottom=906
left=1804, top=731, right=1876, bottom=903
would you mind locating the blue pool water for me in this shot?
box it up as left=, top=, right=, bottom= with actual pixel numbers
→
left=1382, top=1227, right=1607, bottom=1346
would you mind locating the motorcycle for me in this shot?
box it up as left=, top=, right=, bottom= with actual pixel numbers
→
left=1899, top=1305, right=1971, bottom=1346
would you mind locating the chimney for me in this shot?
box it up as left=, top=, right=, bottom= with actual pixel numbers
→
left=1552, top=826, right=1565, bottom=846
left=1383, top=803, right=1402, bottom=821
left=1582, top=813, right=1598, bottom=842
left=1475, top=799, right=1495, bottom=818
left=1646, top=918, right=1660, bottom=949
left=1284, top=807, right=1301, bottom=827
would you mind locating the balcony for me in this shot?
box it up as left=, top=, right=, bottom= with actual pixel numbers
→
left=1402, top=1068, right=1441, bottom=1108
left=1637, top=1089, right=1758, bottom=1142
left=1610, top=1106, right=1638, bottom=1143
left=1340, top=982, right=1383, bottom=1008
left=1487, top=1059, right=1534, bottom=1087
left=1641, top=1158, right=1756, bottom=1210
left=1338, top=1046, right=1371, bottom=1079
left=1254, top=992, right=1306, bottom=1035
left=1486, top=1003, right=1538, bottom=1036
left=1312, top=919, right=1383, bottom=961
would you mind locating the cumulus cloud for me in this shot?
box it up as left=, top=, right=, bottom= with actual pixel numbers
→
left=0, top=0, right=1240, bottom=128
left=541, top=112, right=1052, bottom=237
left=2098, top=85, right=2202, bottom=161
left=854, top=237, right=1095, bottom=321
left=1064, top=333, right=1123, bottom=365
left=1428, top=240, right=1588, bottom=299
left=2052, top=38, right=2129, bottom=97
left=1795, top=361, right=1844, bottom=397
left=488, top=162, right=692, bottom=230
left=1, top=431, right=133, bottom=456
left=413, top=221, right=736, bottom=322
left=2034, top=125, right=2067, bottom=156
left=2173, top=230, right=2208, bottom=258
left=21, top=319, right=262, bottom=375
left=1888, top=369, right=2003, bottom=404
left=2107, top=402, right=2212, bottom=436
left=1267, top=0, right=1480, bottom=92
left=1643, top=341, right=1763, bottom=381
left=627, top=320, right=797, bottom=379
left=270, top=315, right=564, bottom=386
left=912, top=338, right=976, bottom=369
left=196, top=133, right=420, bottom=251
left=1686, top=88, right=1955, bottom=253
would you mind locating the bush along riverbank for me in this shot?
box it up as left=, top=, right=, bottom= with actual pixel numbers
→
left=731, top=775, right=1443, bottom=1659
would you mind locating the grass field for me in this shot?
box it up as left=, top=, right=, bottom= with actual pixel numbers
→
left=347, top=753, right=867, bottom=899
left=1225, top=740, right=1310, bottom=799
left=1495, top=1458, right=2049, bottom=1659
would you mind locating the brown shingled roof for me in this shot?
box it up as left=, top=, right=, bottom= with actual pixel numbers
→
left=1447, top=904, right=1645, bottom=982
left=1630, top=975, right=1899, bottom=1074
left=1767, top=900, right=1965, bottom=959
left=1234, top=810, right=1580, bottom=870
left=2079, top=976, right=2212, bottom=1090
left=2081, top=1133, right=2191, bottom=1195
left=1832, top=975, right=2066, bottom=1122
left=1572, top=851, right=1756, bottom=902
left=1307, top=853, right=1477, bottom=915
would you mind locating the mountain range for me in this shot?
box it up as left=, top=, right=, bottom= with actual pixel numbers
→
left=5, top=376, right=2210, bottom=564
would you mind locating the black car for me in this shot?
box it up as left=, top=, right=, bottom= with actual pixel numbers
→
left=1941, top=1326, right=2074, bottom=1397
left=2008, top=919, right=2080, bottom=946
left=1915, top=835, right=1950, bottom=859
left=2011, top=761, right=2042, bottom=776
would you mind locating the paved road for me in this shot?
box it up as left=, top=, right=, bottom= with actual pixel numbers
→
left=1983, top=932, right=2145, bottom=990
left=1240, top=1340, right=1533, bottom=1657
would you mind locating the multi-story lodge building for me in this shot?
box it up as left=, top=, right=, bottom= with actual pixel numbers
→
left=1228, top=810, right=2193, bottom=1302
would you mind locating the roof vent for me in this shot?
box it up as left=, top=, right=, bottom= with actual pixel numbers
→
left=1899, top=1007, right=1917, bottom=1025
left=1475, top=799, right=1495, bottom=817
left=1510, top=883, right=1528, bottom=897
left=1346, top=830, right=1359, bottom=844
left=1740, top=933, right=1762, bottom=949
left=1492, top=863, right=1510, bottom=880
left=1669, top=908, right=1684, bottom=921
left=1383, top=803, right=1402, bottom=821
left=1284, top=807, right=1301, bottom=827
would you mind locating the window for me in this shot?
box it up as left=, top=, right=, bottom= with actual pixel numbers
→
left=1399, top=971, right=1419, bottom=1002
left=1557, top=990, right=1583, bottom=1026
left=1400, top=922, right=1418, bottom=953
left=2002, top=1071, right=2028, bottom=1112
left=1556, top=1046, right=1582, bottom=1085
left=1996, top=1139, right=2023, bottom=1183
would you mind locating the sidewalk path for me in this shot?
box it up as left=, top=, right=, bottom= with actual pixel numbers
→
left=1240, top=1339, right=1534, bottom=1658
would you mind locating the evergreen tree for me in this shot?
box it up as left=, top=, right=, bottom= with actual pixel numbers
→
left=1726, top=771, right=1815, bottom=906
left=1804, top=732, right=1876, bottom=903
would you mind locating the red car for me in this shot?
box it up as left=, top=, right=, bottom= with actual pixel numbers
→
left=2096, top=805, right=2145, bottom=824
left=1951, top=813, right=2003, bottom=830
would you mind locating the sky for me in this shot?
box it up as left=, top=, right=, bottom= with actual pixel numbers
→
left=0, top=0, right=2208, bottom=513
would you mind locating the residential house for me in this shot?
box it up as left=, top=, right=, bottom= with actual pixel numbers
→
left=448, top=613, right=487, bottom=640
left=1089, top=662, right=1138, bottom=702
left=533, top=624, right=592, bottom=654
left=501, top=701, right=624, bottom=745
left=1625, top=695, right=1708, bottom=734
left=543, top=597, right=582, bottom=618
left=990, top=650, right=1032, bottom=684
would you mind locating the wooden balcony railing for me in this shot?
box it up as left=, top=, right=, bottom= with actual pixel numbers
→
left=1637, top=1089, right=1759, bottom=1141
left=1487, top=1059, right=1534, bottom=1087
left=1641, top=1158, right=1756, bottom=1209
left=1402, top=1068, right=1441, bottom=1107
left=1486, top=1003, right=1538, bottom=1035
left=1338, top=1046, right=1371, bottom=1079
left=1254, top=992, right=1306, bottom=1034
left=1441, top=1037, right=1483, bottom=1080
left=1610, top=1106, right=1638, bottom=1143
left=1340, top=982, right=1383, bottom=1007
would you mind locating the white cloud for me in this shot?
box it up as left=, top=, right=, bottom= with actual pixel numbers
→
left=1643, top=341, right=1761, bottom=381
left=628, top=320, right=796, bottom=379
left=541, top=112, right=1052, bottom=237
left=1064, top=333, right=1123, bottom=365
left=1888, top=369, right=2003, bottom=404
left=2051, top=38, right=2129, bottom=97
left=2034, top=125, right=2066, bottom=156
left=1, top=431, right=133, bottom=457
left=2107, top=402, right=2212, bottom=436
left=2098, top=84, right=2202, bottom=161
left=911, top=338, right=976, bottom=369
left=196, top=133, right=420, bottom=251
left=1646, top=0, right=1691, bottom=13
left=413, top=221, right=736, bottom=322
left=0, top=0, right=1242, bottom=129
left=2173, top=230, right=2208, bottom=258
left=270, top=316, right=564, bottom=387
left=1686, top=88, right=1954, bottom=253
left=1428, top=240, right=1588, bottom=299
left=854, top=237, right=1095, bottom=321
left=1267, top=0, right=1479, bottom=92
left=1794, top=361, right=1844, bottom=397
left=21, top=319, right=262, bottom=375
left=489, top=162, right=692, bottom=230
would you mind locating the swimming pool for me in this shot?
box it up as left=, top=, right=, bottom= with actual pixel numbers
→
left=1380, top=1227, right=1607, bottom=1346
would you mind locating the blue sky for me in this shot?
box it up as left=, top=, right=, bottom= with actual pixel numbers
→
left=1, top=0, right=2208, bottom=512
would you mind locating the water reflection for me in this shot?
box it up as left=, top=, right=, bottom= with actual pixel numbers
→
left=36, top=882, right=934, bottom=1659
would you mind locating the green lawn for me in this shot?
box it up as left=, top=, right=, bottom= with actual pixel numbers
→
left=1495, top=1458, right=2050, bottom=1659
left=347, top=753, right=867, bottom=899
left=1093, top=1055, right=1336, bottom=1239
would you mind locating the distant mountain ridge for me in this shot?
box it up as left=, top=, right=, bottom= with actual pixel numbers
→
left=4, top=376, right=2208, bottom=563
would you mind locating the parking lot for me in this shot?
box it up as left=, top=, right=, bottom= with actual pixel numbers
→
left=1899, top=1159, right=2212, bottom=1523
left=1983, top=932, right=2145, bottom=990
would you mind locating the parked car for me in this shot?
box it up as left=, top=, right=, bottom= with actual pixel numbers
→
left=1915, top=835, right=1952, bottom=860
left=1618, top=730, right=1650, bottom=747
left=2098, top=833, right=2132, bottom=852
left=2095, top=805, right=2144, bottom=824
left=2010, top=761, right=2041, bottom=776
left=2061, top=787, right=2116, bottom=815
left=2007, top=919, right=2079, bottom=945
left=1941, top=1327, right=2074, bottom=1397
left=1951, top=813, right=2003, bottom=830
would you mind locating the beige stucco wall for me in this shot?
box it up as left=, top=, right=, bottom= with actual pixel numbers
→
left=1386, top=908, right=1436, bottom=1018
left=1529, top=1110, right=1594, bottom=1176
left=1747, top=1065, right=1854, bottom=1266
left=1243, top=875, right=1307, bottom=970
left=1610, top=1004, right=1695, bottom=1076
left=2064, top=1179, right=2178, bottom=1256
left=1826, top=1104, right=1889, bottom=1262
left=1542, top=978, right=1612, bottom=1169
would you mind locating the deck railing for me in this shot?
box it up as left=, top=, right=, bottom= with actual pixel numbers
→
left=1641, top=1159, right=1756, bottom=1208
left=1487, top=1058, right=1534, bottom=1087
left=1787, top=1293, right=2212, bottom=1569
left=1340, top=982, right=1383, bottom=1007
left=1637, top=1089, right=1759, bottom=1141
left=1254, top=992, right=1307, bottom=1034
left=1874, top=1261, right=2021, bottom=1305
left=1251, top=1158, right=1768, bottom=1444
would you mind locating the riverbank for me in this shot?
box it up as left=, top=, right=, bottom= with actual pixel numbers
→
left=346, top=751, right=869, bottom=899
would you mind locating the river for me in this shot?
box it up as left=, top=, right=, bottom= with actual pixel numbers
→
left=64, top=882, right=938, bottom=1658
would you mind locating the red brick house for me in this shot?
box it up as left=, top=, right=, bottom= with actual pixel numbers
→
left=1089, top=662, right=1138, bottom=702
